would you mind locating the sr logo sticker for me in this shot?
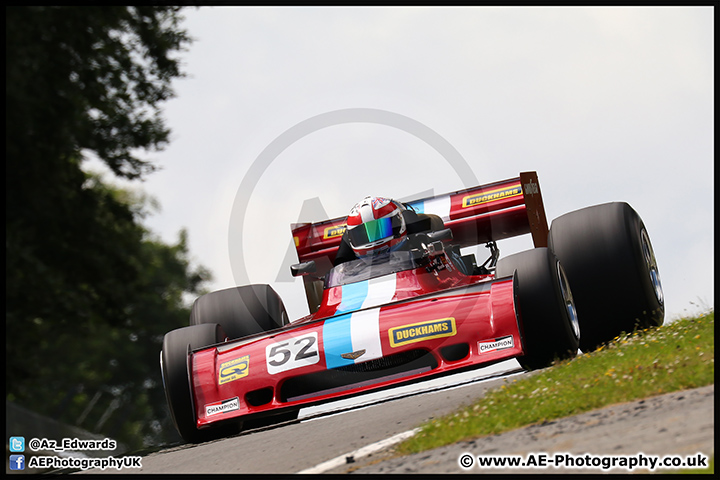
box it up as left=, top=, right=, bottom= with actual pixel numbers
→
left=218, top=355, right=249, bottom=385
left=389, top=318, right=456, bottom=347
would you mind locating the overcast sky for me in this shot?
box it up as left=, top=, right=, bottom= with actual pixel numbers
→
left=99, top=6, right=713, bottom=322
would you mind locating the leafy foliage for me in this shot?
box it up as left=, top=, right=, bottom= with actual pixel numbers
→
left=6, top=7, right=200, bottom=448
left=7, top=6, right=190, bottom=180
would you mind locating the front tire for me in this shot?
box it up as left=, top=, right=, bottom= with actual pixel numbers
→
left=496, top=248, right=580, bottom=370
left=189, top=284, right=289, bottom=340
left=161, top=323, right=240, bottom=443
left=548, top=202, right=664, bottom=352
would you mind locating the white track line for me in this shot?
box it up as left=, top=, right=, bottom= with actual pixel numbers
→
left=298, top=428, right=421, bottom=474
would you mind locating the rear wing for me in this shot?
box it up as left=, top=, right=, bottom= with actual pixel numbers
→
left=292, top=171, right=548, bottom=271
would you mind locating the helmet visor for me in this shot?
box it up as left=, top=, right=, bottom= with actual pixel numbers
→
left=348, top=216, right=395, bottom=248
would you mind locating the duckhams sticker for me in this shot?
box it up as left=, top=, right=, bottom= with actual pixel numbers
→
left=323, top=224, right=346, bottom=240
left=461, top=186, right=522, bottom=208
left=389, top=318, right=456, bottom=347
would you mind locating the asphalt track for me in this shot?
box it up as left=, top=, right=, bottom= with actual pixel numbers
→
left=83, top=362, right=713, bottom=474
left=330, top=384, right=715, bottom=474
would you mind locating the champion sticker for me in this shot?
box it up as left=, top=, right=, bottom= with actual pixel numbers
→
left=389, top=318, right=456, bottom=348
left=478, top=335, right=514, bottom=354
left=205, top=397, right=239, bottom=417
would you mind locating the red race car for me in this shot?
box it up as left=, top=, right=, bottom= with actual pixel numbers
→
left=161, top=171, right=664, bottom=442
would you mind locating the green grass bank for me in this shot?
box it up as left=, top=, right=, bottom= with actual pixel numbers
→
left=398, top=311, right=714, bottom=461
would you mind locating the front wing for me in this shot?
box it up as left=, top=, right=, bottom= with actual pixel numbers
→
left=190, top=275, right=523, bottom=428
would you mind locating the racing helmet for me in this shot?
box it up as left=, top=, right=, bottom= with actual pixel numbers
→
left=346, top=196, right=408, bottom=258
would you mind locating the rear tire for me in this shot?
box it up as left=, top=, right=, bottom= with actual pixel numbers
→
left=548, top=202, right=664, bottom=352
left=190, top=284, right=289, bottom=340
left=496, top=248, right=580, bottom=370
left=161, top=324, right=240, bottom=443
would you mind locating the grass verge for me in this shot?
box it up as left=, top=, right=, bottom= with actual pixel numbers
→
left=397, top=311, right=714, bottom=462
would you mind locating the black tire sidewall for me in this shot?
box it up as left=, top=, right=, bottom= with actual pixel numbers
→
left=189, top=284, right=288, bottom=340
left=625, top=213, right=665, bottom=328
left=161, top=323, right=227, bottom=443
left=496, top=248, right=579, bottom=370
left=548, top=202, right=664, bottom=351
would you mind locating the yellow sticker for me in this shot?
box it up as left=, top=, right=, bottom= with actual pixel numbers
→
left=462, top=186, right=522, bottom=208
left=323, top=224, right=346, bottom=239
left=218, top=355, right=249, bottom=385
left=389, top=318, right=456, bottom=347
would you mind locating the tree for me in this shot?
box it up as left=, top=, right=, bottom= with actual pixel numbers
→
left=7, top=6, right=191, bottom=179
left=6, top=6, right=198, bottom=448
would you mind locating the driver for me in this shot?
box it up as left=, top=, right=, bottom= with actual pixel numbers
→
left=337, top=196, right=409, bottom=264
left=333, top=196, right=444, bottom=266
left=333, top=196, right=475, bottom=273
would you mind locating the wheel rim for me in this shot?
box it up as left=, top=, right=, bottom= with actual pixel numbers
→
left=641, top=229, right=664, bottom=306
left=557, top=261, right=580, bottom=341
left=160, top=351, right=166, bottom=390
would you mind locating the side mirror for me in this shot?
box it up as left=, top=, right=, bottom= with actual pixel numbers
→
left=291, top=260, right=316, bottom=277
left=426, top=228, right=453, bottom=243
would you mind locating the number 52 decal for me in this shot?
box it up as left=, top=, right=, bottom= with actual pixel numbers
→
left=266, top=332, right=320, bottom=375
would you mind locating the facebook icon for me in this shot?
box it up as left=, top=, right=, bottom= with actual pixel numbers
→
left=9, top=454, right=25, bottom=470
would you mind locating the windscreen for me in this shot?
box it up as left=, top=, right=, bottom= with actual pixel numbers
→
left=325, top=250, right=419, bottom=288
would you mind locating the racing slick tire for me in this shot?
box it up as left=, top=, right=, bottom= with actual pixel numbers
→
left=189, top=284, right=289, bottom=340
left=496, top=248, right=580, bottom=370
left=547, top=202, right=664, bottom=352
left=161, top=323, right=240, bottom=443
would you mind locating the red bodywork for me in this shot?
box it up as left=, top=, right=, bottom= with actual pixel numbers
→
left=189, top=172, right=549, bottom=429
